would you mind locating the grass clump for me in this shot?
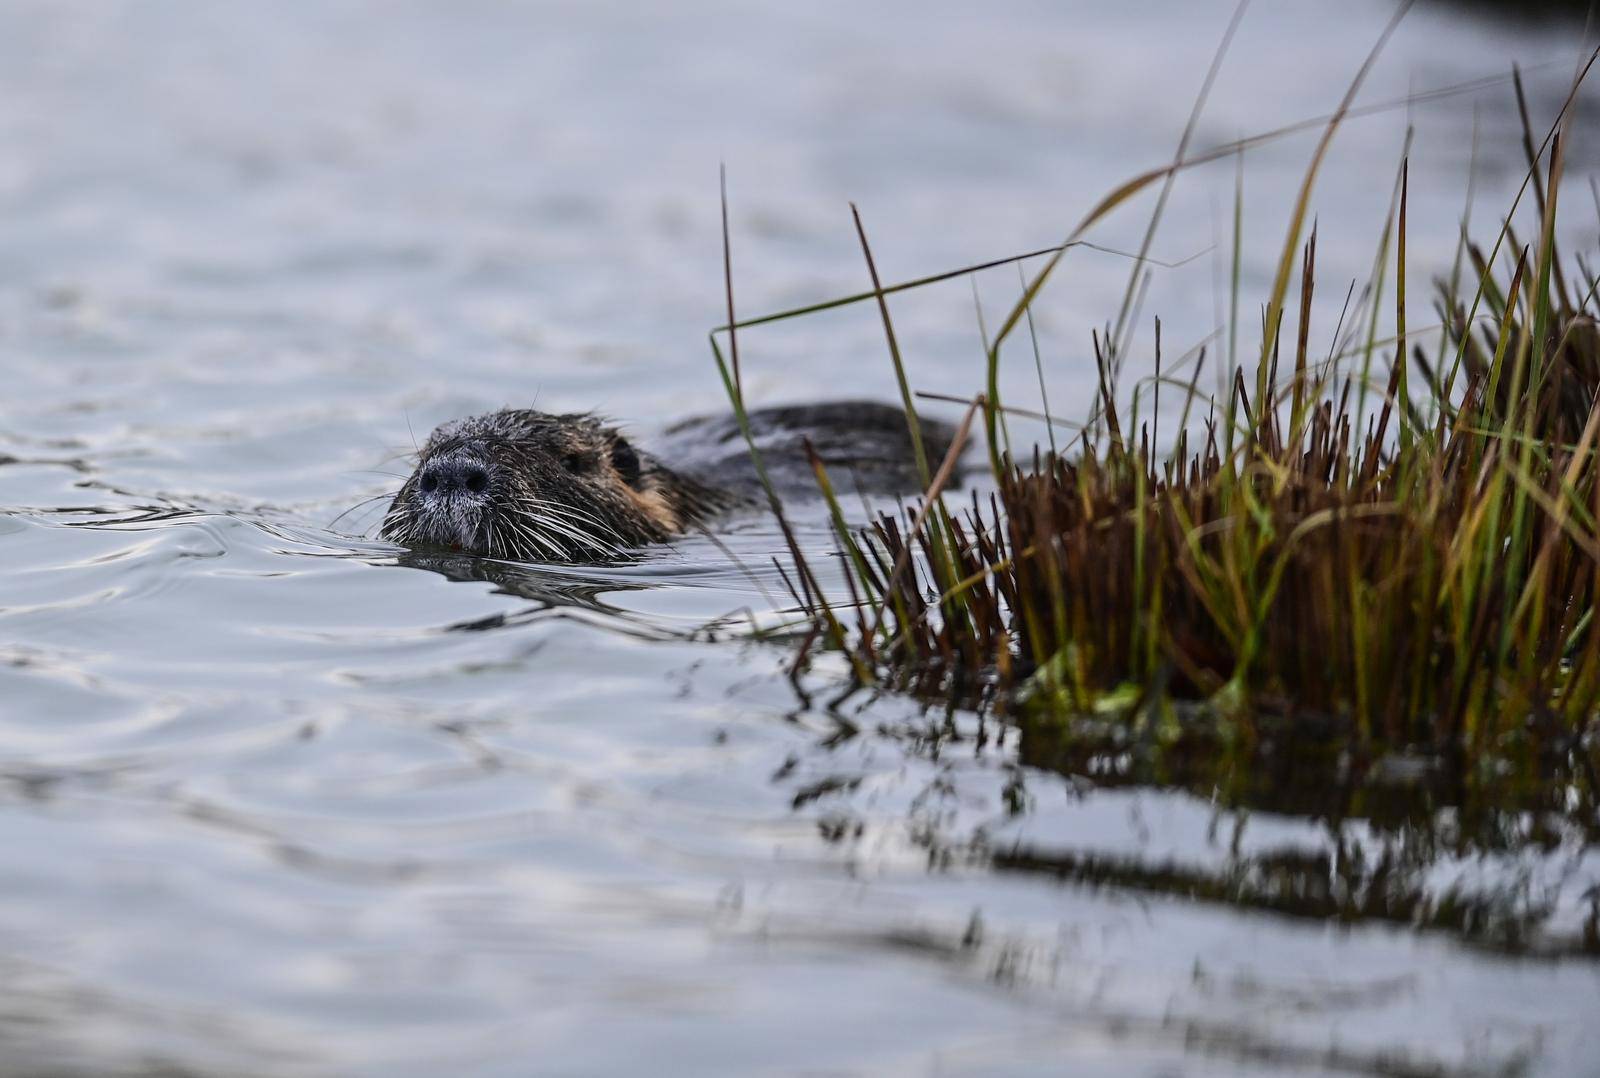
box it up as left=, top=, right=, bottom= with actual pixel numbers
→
left=712, top=36, right=1600, bottom=784
left=839, top=198, right=1600, bottom=753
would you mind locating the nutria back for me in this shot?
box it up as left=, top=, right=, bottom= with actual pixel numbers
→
left=659, top=400, right=961, bottom=501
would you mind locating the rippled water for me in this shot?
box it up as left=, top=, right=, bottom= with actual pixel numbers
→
left=3, top=1, right=1599, bottom=1074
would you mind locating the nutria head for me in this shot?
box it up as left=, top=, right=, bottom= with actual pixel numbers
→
left=380, top=409, right=720, bottom=562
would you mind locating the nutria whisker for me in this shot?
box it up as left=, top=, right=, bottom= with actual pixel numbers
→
left=533, top=502, right=628, bottom=549
left=536, top=499, right=621, bottom=538
left=331, top=490, right=401, bottom=531
left=519, top=516, right=592, bottom=558
left=531, top=509, right=627, bottom=559
left=498, top=510, right=572, bottom=561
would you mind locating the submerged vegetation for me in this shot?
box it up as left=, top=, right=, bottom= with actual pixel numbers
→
left=711, top=11, right=1600, bottom=844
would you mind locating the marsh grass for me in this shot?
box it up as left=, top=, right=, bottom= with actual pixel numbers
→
left=711, top=24, right=1600, bottom=789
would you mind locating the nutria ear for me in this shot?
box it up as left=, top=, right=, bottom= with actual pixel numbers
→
left=609, top=436, right=642, bottom=487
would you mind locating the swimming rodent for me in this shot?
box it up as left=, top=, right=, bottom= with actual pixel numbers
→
left=379, top=401, right=961, bottom=562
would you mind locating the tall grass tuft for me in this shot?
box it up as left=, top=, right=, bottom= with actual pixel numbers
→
left=715, top=64, right=1600, bottom=776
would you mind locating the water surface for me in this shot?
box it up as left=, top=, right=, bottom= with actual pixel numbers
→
left=2, top=1, right=1599, bottom=1074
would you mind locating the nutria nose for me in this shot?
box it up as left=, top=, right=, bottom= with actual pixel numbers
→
left=417, top=456, right=490, bottom=497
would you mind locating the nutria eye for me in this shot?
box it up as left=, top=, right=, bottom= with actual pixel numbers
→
left=419, top=474, right=438, bottom=494
left=610, top=438, right=641, bottom=486
left=562, top=452, right=588, bottom=472
left=465, top=471, right=487, bottom=493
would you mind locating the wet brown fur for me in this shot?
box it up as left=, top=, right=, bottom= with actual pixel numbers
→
left=380, top=401, right=958, bottom=563
left=380, top=409, right=728, bottom=562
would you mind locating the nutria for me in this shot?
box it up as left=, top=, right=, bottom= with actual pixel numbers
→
left=380, top=401, right=959, bottom=562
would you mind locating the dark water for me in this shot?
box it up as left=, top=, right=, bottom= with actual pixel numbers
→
left=2, top=1, right=1599, bottom=1074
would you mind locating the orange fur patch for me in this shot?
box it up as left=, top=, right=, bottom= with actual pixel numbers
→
left=623, top=486, right=681, bottom=534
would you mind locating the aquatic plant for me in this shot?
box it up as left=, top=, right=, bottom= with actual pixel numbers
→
left=711, top=21, right=1600, bottom=778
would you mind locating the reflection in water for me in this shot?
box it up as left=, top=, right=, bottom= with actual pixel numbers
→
left=961, top=709, right=1600, bottom=954
left=390, top=549, right=695, bottom=642
left=994, top=822, right=1599, bottom=957
left=0, top=955, right=295, bottom=1078
left=396, top=550, right=650, bottom=614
